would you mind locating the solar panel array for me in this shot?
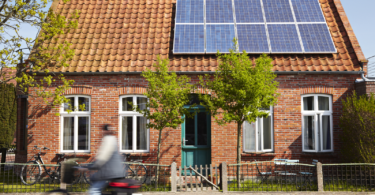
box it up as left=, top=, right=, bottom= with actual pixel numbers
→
left=173, top=0, right=336, bottom=54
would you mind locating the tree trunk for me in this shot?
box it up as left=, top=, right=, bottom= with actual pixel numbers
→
left=156, top=128, right=163, bottom=188
left=236, top=122, right=242, bottom=188
left=1, top=148, right=7, bottom=171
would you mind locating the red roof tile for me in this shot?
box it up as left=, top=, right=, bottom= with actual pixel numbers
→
left=50, top=0, right=365, bottom=73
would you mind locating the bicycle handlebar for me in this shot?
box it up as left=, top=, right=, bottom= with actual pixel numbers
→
left=33, top=145, right=50, bottom=154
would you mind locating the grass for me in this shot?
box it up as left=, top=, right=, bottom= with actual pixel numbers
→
left=0, top=169, right=91, bottom=193
left=228, top=179, right=318, bottom=192
left=324, top=180, right=375, bottom=192
left=0, top=169, right=170, bottom=193
left=139, top=183, right=171, bottom=192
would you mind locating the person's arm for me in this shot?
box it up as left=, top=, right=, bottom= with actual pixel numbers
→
left=90, top=136, right=116, bottom=169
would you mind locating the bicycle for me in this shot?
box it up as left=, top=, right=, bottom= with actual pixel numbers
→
left=45, top=159, right=142, bottom=195
left=83, top=153, right=148, bottom=185
left=123, top=154, right=148, bottom=184
left=20, top=146, right=81, bottom=185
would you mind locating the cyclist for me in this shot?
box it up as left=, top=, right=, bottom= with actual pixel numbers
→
left=83, top=124, right=125, bottom=195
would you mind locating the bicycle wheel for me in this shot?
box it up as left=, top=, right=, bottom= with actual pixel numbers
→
left=126, top=164, right=147, bottom=184
left=56, top=162, right=82, bottom=185
left=20, top=161, right=41, bottom=185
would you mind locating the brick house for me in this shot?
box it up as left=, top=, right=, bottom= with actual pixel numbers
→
left=15, top=0, right=371, bottom=167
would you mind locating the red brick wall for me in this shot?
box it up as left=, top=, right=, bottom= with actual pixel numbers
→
left=355, top=81, right=375, bottom=96
left=22, top=74, right=358, bottom=165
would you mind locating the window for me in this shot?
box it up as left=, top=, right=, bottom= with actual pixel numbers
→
left=119, top=95, right=149, bottom=153
left=301, top=94, right=333, bottom=152
left=243, top=107, right=273, bottom=152
left=60, top=95, right=91, bottom=152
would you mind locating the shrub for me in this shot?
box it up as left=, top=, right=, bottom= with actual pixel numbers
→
left=340, top=91, right=375, bottom=163
left=0, top=83, right=17, bottom=149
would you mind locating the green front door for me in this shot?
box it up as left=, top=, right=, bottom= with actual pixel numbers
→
left=182, top=109, right=211, bottom=175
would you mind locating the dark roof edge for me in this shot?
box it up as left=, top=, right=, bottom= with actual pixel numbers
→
left=34, top=71, right=364, bottom=76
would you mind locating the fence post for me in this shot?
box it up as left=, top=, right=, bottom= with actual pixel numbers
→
left=171, top=162, right=177, bottom=192
left=60, top=162, right=66, bottom=190
left=317, top=162, right=323, bottom=192
left=221, top=162, right=228, bottom=192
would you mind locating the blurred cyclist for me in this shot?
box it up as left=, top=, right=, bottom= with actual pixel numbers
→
left=87, top=124, right=125, bottom=195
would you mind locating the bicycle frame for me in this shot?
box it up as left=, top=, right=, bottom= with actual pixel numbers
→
left=32, top=147, right=61, bottom=178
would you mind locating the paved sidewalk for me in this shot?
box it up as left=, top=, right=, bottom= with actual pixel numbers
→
left=139, top=192, right=375, bottom=195
left=2, top=192, right=375, bottom=195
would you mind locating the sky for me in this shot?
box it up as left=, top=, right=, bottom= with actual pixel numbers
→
left=341, top=0, right=375, bottom=76
left=11, top=0, right=375, bottom=73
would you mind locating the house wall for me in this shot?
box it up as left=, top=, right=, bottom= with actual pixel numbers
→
left=355, top=81, right=375, bottom=96
left=18, top=74, right=358, bottom=165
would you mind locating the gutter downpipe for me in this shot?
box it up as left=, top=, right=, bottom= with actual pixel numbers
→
left=356, top=61, right=375, bottom=83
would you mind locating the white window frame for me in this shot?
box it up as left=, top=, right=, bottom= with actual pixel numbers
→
left=60, top=95, right=91, bottom=153
left=243, top=107, right=274, bottom=153
left=301, top=94, right=333, bottom=153
left=119, top=95, right=150, bottom=153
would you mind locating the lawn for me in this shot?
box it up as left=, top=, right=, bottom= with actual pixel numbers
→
left=0, top=169, right=170, bottom=193
left=228, top=179, right=318, bottom=191
left=324, top=180, right=375, bottom=192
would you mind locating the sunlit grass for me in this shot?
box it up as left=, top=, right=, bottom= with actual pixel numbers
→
left=228, top=179, right=318, bottom=191
left=324, top=180, right=374, bottom=192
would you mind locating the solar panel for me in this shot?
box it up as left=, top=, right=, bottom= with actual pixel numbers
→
left=292, top=0, right=325, bottom=22
left=206, top=0, right=234, bottom=23
left=206, top=24, right=235, bottom=53
left=263, top=0, right=294, bottom=22
left=268, top=24, right=302, bottom=53
left=175, top=0, right=204, bottom=23
left=173, top=24, right=205, bottom=53
left=172, top=0, right=337, bottom=54
left=298, top=24, right=336, bottom=53
left=234, top=0, right=264, bottom=23
left=237, top=24, right=269, bottom=53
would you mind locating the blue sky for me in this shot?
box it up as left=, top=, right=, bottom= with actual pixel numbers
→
left=341, top=0, right=375, bottom=60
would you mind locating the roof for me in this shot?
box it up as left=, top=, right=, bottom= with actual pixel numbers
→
left=49, top=0, right=366, bottom=73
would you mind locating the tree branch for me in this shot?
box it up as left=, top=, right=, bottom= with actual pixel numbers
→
left=0, top=0, right=7, bottom=14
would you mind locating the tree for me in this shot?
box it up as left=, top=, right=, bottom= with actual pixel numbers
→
left=340, top=91, right=375, bottom=163
left=0, top=0, right=79, bottom=110
left=136, top=56, right=194, bottom=180
left=198, top=42, right=279, bottom=185
left=0, top=83, right=16, bottom=170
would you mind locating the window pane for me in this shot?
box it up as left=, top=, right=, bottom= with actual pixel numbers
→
left=263, top=116, right=272, bottom=150
left=244, top=121, right=256, bottom=151
left=64, top=97, right=74, bottom=111
left=78, top=97, right=90, bottom=111
left=322, top=115, right=331, bottom=150
left=303, top=97, right=314, bottom=110
left=257, top=119, right=261, bottom=151
left=122, top=97, right=133, bottom=111
left=318, top=96, right=329, bottom=111
left=197, top=112, right=207, bottom=145
left=303, top=116, right=315, bottom=150
left=185, top=116, right=195, bottom=145
left=122, top=117, right=133, bottom=150
left=137, top=116, right=147, bottom=150
left=137, top=97, right=147, bottom=111
left=78, top=117, right=89, bottom=150
left=63, top=117, right=74, bottom=150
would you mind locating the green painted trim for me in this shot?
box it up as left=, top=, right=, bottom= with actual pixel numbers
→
left=181, top=108, right=212, bottom=174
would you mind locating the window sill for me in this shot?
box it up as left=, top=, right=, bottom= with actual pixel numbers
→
left=121, top=152, right=151, bottom=157
left=301, top=152, right=337, bottom=157
left=60, top=153, right=92, bottom=157
left=242, top=152, right=276, bottom=157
